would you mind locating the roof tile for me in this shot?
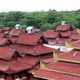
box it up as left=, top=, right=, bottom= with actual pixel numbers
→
left=0, top=47, right=15, bottom=60
left=11, top=44, right=53, bottom=56
left=56, top=24, right=71, bottom=31
left=32, top=69, right=80, bottom=80
left=9, top=29, right=24, bottom=37
left=43, top=30, right=59, bottom=39
left=16, top=34, right=42, bottom=45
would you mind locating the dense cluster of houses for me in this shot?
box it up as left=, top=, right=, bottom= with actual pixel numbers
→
left=0, top=22, right=80, bottom=80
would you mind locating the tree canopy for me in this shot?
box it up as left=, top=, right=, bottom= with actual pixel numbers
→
left=0, top=10, right=80, bottom=30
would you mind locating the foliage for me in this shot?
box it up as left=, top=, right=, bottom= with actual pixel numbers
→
left=0, top=10, right=80, bottom=30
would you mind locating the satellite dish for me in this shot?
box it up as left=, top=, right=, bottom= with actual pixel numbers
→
left=26, top=26, right=33, bottom=34
left=61, top=21, right=66, bottom=25
left=15, top=24, right=20, bottom=29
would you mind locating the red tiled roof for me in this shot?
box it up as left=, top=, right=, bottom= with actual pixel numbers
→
left=2, top=27, right=11, bottom=31
left=47, top=39, right=57, bottom=45
left=17, top=56, right=39, bottom=66
left=32, top=69, right=80, bottom=80
left=70, top=40, right=80, bottom=49
left=60, top=31, right=71, bottom=38
left=46, top=62, right=80, bottom=76
left=9, top=60, right=32, bottom=73
left=16, top=34, right=42, bottom=45
left=0, top=47, right=15, bottom=60
left=11, top=44, right=53, bottom=56
left=9, top=37, right=18, bottom=43
left=71, top=29, right=78, bottom=34
left=56, top=24, right=71, bottom=31
left=9, top=56, right=39, bottom=73
left=9, top=28, right=24, bottom=37
left=56, top=38, right=71, bottom=45
left=0, top=37, right=9, bottom=46
left=41, top=57, right=53, bottom=64
left=0, top=56, right=38, bottom=73
left=0, top=28, right=3, bottom=33
left=58, top=51, right=80, bottom=63
left=43, top=30, right=59, bottom=39
left=70, top=34, right=80, bottom=41
left=0, top=60, right=9, bottom=72
left=0, top=33, right=4, bottom=37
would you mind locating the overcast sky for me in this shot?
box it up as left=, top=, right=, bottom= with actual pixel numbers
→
left=0, top=0, right=80, bottom=12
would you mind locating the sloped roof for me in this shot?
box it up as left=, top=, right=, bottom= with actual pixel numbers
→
left=17, top=56, right=39, bottom=66
left=0, top=56, right=39, bottom=73
left=60, top=31, right=71, bottom=38
left=11, top=44, right=53, bottom=56
left=46, top=62, right=80, bottom=76
left=56, top=38, right=72, bottom=45
left=2, top=27, right=11, bottom=31
left=9, top=56, right=39, bottom=73
left=57, top=51, right=80, bottom=63
left=0, top=33, right=4, bottom=37
left=0, top=37, right=9, bottom=46
left=0, top=47, right=15, bottom=60
left=9, top=37, right=18, bottom=44
left=47, top=39, right=57, bottom=45
left=16, top=34, right=42, bottom=45
left=56, top=24, right=71, bottom=31
left=32, top=69, right=80, bottom=80
left=0, top=60, right=9, bottom=72
left=43, top=30, right=59, bottom=39
left=70, top=34, right=80, bottom=41
left=9, top=28, right=24, bottom=37
left=69, top=40, right=80, bottom=49
left=41, top=57, right=53, bottom=64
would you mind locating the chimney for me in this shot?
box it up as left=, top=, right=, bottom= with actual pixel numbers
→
left=26, top=26, right=33, bottom=34
left=15, top=24, right=20, bottom=29
left=61, top=21, right=66, bottom=25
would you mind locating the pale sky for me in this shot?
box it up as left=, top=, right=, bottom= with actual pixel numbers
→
left=0, top=0, right=80, bottom=12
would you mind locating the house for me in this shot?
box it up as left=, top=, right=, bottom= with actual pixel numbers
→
left=16, top=33, right=43, bottom=45
left=0, top=47, right=15, bottom=60
left=56, top=24, right=74, bottom=32
left=9, top=28, right=25, bottom=37
left=10, top=44, right=53, bottom=56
